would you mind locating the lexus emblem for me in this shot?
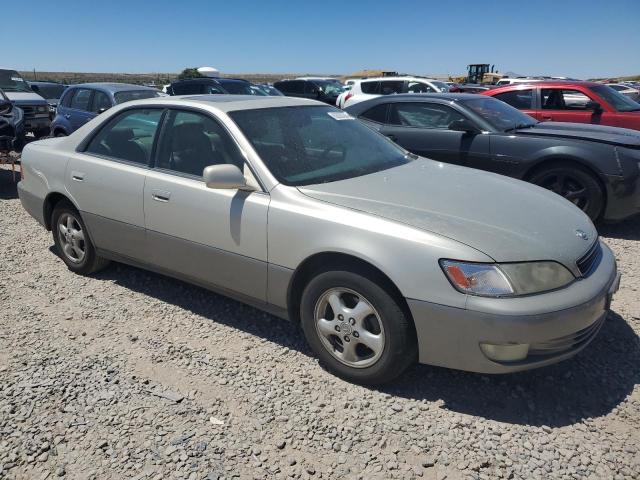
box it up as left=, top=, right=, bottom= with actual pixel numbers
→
left=575, top=229, right=589, bottom=241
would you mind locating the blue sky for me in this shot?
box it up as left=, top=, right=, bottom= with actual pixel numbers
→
left=2, top=0, right=639, bottom=78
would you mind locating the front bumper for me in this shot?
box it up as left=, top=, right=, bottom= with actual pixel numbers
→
left=408, top=242, right=619, bottom=373
left=24, top=116, right=51, bottom=132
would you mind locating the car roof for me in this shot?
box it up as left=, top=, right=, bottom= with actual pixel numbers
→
left=352, top=76, right=441, bottom=83
left=69, top=82, right=159, bottom=93
left=171, top=78, right=249, bottom=84
left=119, top=94, right=324, bottom=112
left=28, top=81, right=65, bottom=86
left=490, top=80, right=603, bottom=92
left=343, top=93, right=488, bottom=113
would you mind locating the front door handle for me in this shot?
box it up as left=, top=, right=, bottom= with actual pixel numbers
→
left=71, top=171, right=84, bottom=182
left=541, top=116, right=552, bottom=121
left=64, top=114, right=71, bottom=119
left=151, top=189, right=171, bottom=203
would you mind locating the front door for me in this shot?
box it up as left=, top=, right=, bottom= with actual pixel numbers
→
left=66, top=107, right=164, bottom=260
left=143, top=108, right=269, bottom=301
left=376, top=101, right=491, bottom=166
left=539, top=87, right=617, bottom=126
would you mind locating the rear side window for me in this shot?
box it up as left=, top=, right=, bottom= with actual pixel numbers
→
left=114, top=90, right=161, bottom=104
left=493, top=89, right=534, bottom=109
left=60, top=89, right=74, bottom=107
left=542, top=89, right=591, bottom=110
left=171, top=83, right=203, bottom=95
left=85, top=108, right=163, bottom=165
left=69, top=89, right=92, bottom=111
left=389, top=102, right=466, bottom=128
left=275, top=81, right=303, bottom=94
left=360, top=103, right=388, bottom=123
left=407, top=82, right=435, bottom=93
left=360, top=81, right=380, bottom=94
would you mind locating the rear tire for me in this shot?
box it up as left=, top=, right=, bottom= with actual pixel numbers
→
left=300, top=269, right=417, bottom=385
left=52, top=201, right=110, bottom=275
left=529, top=162, right=604, bottom=220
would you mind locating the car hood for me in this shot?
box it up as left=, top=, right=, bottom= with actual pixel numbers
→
left=3, top=91, right=47, bottom=104
left=516, top=121, right=640, bottom=148
left=299, top=159, right=596, bottom=271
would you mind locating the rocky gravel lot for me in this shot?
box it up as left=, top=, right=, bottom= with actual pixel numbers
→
left=0, top=167, right=639, bottom=480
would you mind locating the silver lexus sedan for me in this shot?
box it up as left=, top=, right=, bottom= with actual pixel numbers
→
left=18, top=95, right=620, bottom=384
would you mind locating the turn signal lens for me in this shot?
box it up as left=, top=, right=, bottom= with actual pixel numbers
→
left=440, top=260, right=514, bottom=296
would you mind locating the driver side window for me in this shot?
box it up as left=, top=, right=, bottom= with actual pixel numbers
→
left=155, top=110, right=246, bottom=178
left=388, top=103, right=466, bottom=129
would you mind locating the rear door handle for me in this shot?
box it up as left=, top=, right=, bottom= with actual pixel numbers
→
left=71, top=171, right=84, bottom=182
left=64, top=114, right=71, bottom=119
left=151, top=189, right=171, bottom=202
left=541, top=116, right=552, bottom=121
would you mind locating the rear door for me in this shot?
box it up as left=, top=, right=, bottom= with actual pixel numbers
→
left=374, top=101, right=490, bottom=166
left=66, top=107, right=164, bottom=261
left=67, top=88, right=96, bottom=131
left=143, top=108, right=269, bottom=300
left=539, top=87, right=618, bottom=126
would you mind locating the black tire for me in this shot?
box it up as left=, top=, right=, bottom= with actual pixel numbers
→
left=33, top=128, right=51, bottom=140
left=54, top=131, right=67, bottom=137
left=529, top=162, right=604, bottom=220
left=300, top=269, right=417, bottom=385
left=51, top=201, right=110, bottom=275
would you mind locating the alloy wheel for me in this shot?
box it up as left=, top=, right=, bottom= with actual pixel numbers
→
left=57, top=213, right=86, bottom=264
left=313, top=287, right=385, bottom=368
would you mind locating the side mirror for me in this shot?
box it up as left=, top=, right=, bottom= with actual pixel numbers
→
left=448, top=118, right=479, bottom=133
left=203, top=164, right=255, bottom=191
left=584, top=101, right=603, bottom=113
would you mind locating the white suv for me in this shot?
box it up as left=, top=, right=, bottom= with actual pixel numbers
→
left=337, top=77, right=450, bottom=108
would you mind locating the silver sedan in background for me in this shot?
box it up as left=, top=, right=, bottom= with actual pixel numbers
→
left=18, top=96, right=620, bottom=384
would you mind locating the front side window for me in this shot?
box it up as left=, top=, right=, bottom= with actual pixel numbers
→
left=91, top=91, right=112, bottom=113
left=493, top=89, right=534, bottom=109
left=70, top=89, right=92, bottom=111
left=379, top=81, right=405, bottom=95
left=360, top=81, right=380, bottom=94
left=85, top=108, right=163, bottom=164
left=156, top=110, right=245, bottom=177
left=389, top=103, right=466, bottom=128
left=541, top=89, right=591, bottom=110
left=230, top=106, right=411, bottom=186
left=407, top=82, right=435, bottom=93
left=217, top=81, right=254, bottom=95
left=172, top=83, right=203, bottom=95
left=114, top=90, right=162, bottom=104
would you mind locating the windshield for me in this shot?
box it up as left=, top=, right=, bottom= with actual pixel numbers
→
left=230, top=106, right=411, bottom=186
left=218, top=80, right=255, bottom=95
left=591, top=85, right=640, bottom=112
left=32, top=84, right=67, bottom=99
left=462, top=97, right=537, bottom=131
left=0, top=70, right=32, bottom=93
left=114, top=90, right=162, bottom=104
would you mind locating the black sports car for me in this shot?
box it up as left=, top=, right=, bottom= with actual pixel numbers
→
left=345, top=94, right=640, bottom=222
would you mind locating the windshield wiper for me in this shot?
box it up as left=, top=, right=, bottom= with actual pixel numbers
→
left=504, top=123, right=536, bottom=132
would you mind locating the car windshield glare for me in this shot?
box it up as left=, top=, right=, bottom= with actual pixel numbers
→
left=463, top=97, right=537, bottom=131
left=230, top=106, right=411, bottom=186
left=591, top=85, right=640, bottom=112
left=114, top=90, right=162, bottom=104
left=0, top=70, right=32, bottom=93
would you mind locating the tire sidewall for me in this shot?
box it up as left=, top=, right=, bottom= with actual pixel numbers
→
left=300, top=270, right=416, bottom=385
left=530, top=164, right=604, bottom=220
left=52, top=204, right=98, bottom=274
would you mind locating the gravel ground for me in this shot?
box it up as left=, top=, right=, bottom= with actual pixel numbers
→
left=1, top=166, right=639, bottom=480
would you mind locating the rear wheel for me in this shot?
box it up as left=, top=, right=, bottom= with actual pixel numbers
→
left=300, top=269, right=416, bottom=385
left=529, top=163, right=604, bottom=220
left=52, top=201, right=109, bottom=274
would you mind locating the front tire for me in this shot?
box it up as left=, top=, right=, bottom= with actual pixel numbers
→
left=529, top=162, right=604, bottom=220
left=52, top=201, right=109, bottom=274
left=300, top=269, right=416, bottom=385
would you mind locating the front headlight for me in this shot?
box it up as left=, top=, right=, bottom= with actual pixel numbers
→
left=440, top=260, right=574, bottom=297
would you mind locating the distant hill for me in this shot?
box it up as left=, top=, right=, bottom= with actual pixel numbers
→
left=19, top=71, right=343, bottom=86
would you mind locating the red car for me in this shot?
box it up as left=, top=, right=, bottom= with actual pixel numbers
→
left=482, top=81, right=640, bottom=130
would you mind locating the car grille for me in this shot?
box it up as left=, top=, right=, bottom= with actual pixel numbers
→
left=16, top=104, right=48, bottom=119
left=529, top=315, right=605, bottom=357
left=576, top=241, right=602, bottom=277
